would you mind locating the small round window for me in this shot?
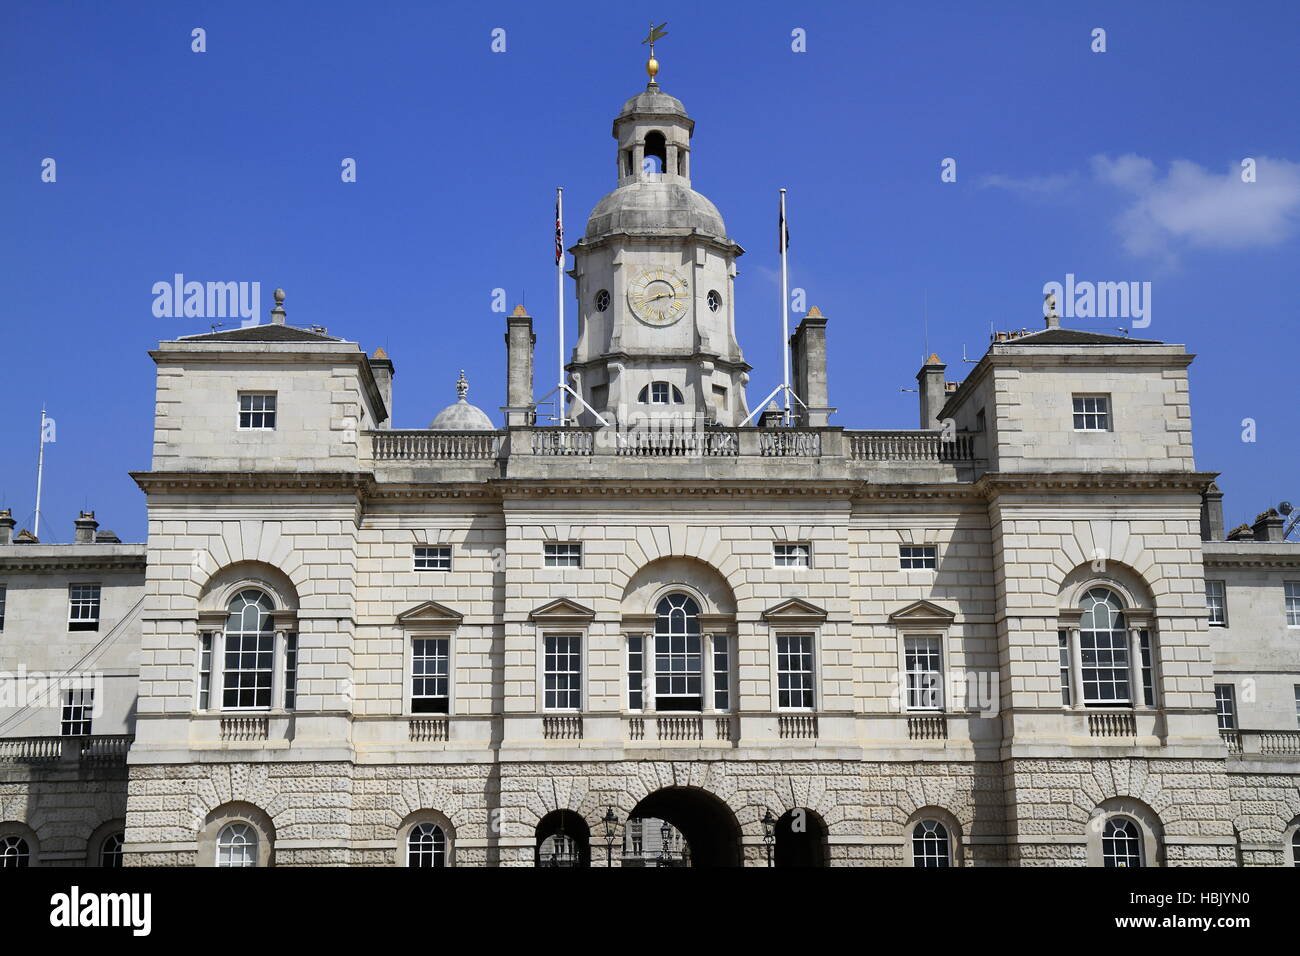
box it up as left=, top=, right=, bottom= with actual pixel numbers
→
left=595, top=289, right=610, bottom=312
left=706, top=290, right=721, bottom=312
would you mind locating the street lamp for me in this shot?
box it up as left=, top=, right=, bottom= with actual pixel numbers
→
left=658, top=819, right=672, bottom=867
left=761, top=809, right=776, bottom=867
left=602, top=806, right=619, bottom=867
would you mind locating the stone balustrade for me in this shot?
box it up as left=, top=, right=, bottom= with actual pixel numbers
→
left=847, top=430, right=976, bottom=461
left=0, top=735, right=133, bottom=763
left=361, top=425, right=983, bottom=464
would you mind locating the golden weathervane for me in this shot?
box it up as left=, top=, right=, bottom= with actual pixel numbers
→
left=642, top=21, right=667, bottom=83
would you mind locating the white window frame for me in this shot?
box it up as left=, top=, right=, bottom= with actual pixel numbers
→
left=1214, top=683, right=1236, bottom=731
left=220, top=590, right=278, bottom=711
left=904, top=635, right=944, bottom=712
left=773, top=542, right=811, bottom=568
left=196, top=588, right=297, bottom=714
left=911, top=819, right=952, bottom=868
left=216, top=822, right=258, bottom=868
left=775, top=632, right=816, bottom=712
left=1072, top=393, right=1111, bottom=431
left=899, top=544, right=937, bottom=570
left=650, top=593, right=705, bottom=713
left=407, top=822, right=448, bottom=868
left=414, top=545, right=452, bottom=572
left=60, top=687, right=94, bottom=736
left=1077, top=588, right=1132, bottom=707
left=68, top=583, right=101, bottom=630
left=408, top=634, right=452, bottom=715
left=1101, top=816, right=1143, bottom=868
left=541, top=632, right=583, bottom=712
left=1286, top=582, right=1300, bottom=627
left=1205, top=579, right=1228, bottom=627
left=627, top=634, right=645, bottom=712
left=543, top=542, right=583, bottom=569
left=712, top=633, right=732, bottom=712
left=237, top=391, right=277, bottom=430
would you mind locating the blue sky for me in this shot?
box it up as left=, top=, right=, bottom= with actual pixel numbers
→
left=2, top=0, right=1298, bottom=542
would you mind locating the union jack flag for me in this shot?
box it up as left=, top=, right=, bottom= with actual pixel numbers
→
left=555, top=195, right=563, bottom=265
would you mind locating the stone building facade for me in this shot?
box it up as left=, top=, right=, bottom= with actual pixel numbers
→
left=2, top=76, right=1299, bottom=868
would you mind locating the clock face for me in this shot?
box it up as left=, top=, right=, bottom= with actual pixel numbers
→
left=627, top=268, right=689, bottom=327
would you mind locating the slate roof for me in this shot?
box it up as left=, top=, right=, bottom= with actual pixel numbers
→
left=1001, top=328, right=1162, bottom=346
left=176, top=324, right=342, bottom=343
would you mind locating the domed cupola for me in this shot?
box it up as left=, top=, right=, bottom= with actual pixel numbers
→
left=564, top=28, right=751, bottom=429
left=429, top=370, right=495, bottom=430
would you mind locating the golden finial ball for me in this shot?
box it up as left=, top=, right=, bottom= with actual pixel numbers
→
left=646, top=56, right=659, bottom=79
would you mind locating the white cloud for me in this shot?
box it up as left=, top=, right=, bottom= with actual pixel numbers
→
left=1091, top=154, right=1300, bottom=259
left=978, top=171, right=1078, bottom=196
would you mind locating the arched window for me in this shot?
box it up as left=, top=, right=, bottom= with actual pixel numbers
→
left=99, top=832, right=124, bottom=868
left=911, top=819, right=951, bottom=868
left=0, top=835, right=30, bottom=868
left=408, top=823, right=447, bottom=868
left=638, top=382, right=684, bottom=405
left=1078, top=588, right=1130, bottom=707
left=654, top=594, right=702, bottom=711
left=223, top=590, right=276, bottom=709
left=216, top=822, right=258, bottom=867
left=643, top=131, right=666, bottom=174
left=1102, top=816, right=1143, bottom=867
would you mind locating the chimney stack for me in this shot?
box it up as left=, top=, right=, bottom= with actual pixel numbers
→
left=789, top=307, right=833, bottom=426
left=1251, top=508, right=1284, bottom=542
left=917, top=353, right=947, bottom=430
left=1044, top=291, right=1061, bottom=329
left=503, top=305, right=536, bottom=426
left=1200, top=482, right=1225, bottom=541
left=74, top=510, right=99, bottom=544
left=369, top=348, right=395, bottom=428
left=0, top=509, right=14, bottom=545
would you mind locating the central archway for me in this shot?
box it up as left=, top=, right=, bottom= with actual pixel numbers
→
left=628, top=787, right=742, bottom=867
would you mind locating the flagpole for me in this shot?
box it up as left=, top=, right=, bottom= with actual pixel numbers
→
left=780, top=188, right=790, bottom=425
left=34, top=404, right=46, bottom=538
left=556, top=187, right=566, bottom=427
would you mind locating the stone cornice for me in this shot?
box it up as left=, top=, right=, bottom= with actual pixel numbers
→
left=131, top=471, right=374, bottom=495
left=0, top=549, right=146, bottom=573
left=128, top=470, right=1222, bottom=506
left=852, top=483, right=985, bottom=503
left=571, top=231, right=742, bottom=258
left=1201, top=548, right=1300, bottom=569
left=977, top=471, right=1218, bottom=497
left=493, top=479, right=861, bottom=500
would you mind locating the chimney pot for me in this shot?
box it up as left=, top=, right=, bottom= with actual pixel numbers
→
left=74, top=510, right=99, bottom=544
left=1251, top=508, right=1284, bottom=542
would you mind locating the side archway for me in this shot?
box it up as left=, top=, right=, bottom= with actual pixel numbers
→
left=535, top=810, right=591, bottom=867
left=774, top=808, right=829, bottom=867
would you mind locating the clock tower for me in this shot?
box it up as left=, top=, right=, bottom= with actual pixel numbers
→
left=567, top=73, right=751, bottom=427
